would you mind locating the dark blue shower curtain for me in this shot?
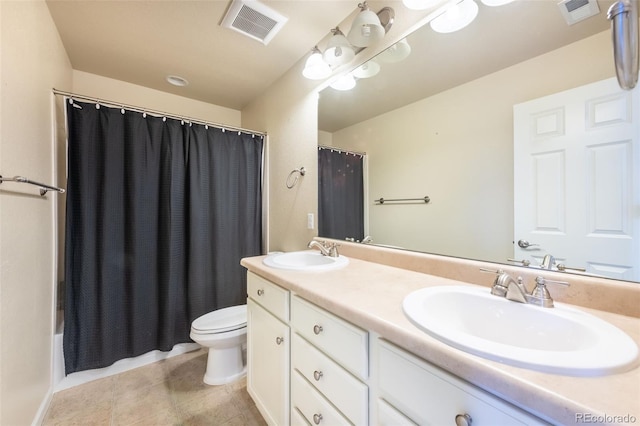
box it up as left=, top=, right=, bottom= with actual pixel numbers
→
left=63, top=101, right=263, bottom=374
left=318, top=147, right=364, bottom=241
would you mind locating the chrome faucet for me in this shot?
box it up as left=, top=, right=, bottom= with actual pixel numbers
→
left=540, top=254, right=556, bottom=270
left=488, top=271, right=528, bottom=303
left=482, top=269, right=570, bottom=308
left=308, top=240, right=340, bottom=258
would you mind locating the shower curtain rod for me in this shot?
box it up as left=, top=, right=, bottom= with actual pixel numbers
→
left=52, top=88, right=267, bottom=137
left=318, top=145, right=366, bottom=157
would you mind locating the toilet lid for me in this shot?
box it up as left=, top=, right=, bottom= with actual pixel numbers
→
left=192, top=304, right=247, bottom=334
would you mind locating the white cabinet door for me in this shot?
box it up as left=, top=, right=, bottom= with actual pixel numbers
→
left=247, top=298, right=290, bottom=426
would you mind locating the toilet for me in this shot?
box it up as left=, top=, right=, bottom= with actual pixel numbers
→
left=190, top=304, right=247, bottom=385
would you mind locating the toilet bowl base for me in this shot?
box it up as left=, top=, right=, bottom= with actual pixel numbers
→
left=203, top=345, right=246, bottom=386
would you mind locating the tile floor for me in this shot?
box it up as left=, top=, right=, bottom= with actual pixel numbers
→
left=43, top=349, right=266, bottom=426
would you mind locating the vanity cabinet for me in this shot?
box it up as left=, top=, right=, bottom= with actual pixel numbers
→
left=376, top=340, right=548, bottom=426
left=247, top=272, right=290, bottom=426
left=290, top=296, right=369, bottom=425
left=245, top=270, right=547, bottom=426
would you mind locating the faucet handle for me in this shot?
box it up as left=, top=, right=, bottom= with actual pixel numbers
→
left=528, top=276, right=570, bottom=308
left=535, top=276, right=570, bottom=287
left=507, top=258, right=531, bottom=267
left=556, top=263, right=587, bottom=272
left=479, top=268, right=504, bottom=275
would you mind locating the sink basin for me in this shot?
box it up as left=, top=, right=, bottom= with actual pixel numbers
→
left=263, top=250, right=349, bottom=271
left=403, top=285, right=639, bottom=376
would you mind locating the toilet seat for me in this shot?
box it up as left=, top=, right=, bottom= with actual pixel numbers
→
left=191, top=304, right=247, bottom=335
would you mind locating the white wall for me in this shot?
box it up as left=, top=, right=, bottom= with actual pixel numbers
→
left=330, top=30, right=614, bottom=262
left=0, top=1, right=72, bottom=424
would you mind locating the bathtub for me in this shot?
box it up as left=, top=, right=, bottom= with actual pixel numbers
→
left=53, top=321, right=200, bottom=391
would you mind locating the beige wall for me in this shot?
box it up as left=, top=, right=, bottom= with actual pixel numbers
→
left=0, top=1, right=72, bottom=424
left=71, top=70, right=242, bottom=127
left=242, top=62, right=321, bottom=252
left=330, top=30, right=614, bottom=262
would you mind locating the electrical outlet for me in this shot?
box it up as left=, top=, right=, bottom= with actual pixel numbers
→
left=307, top=213, right=314, bottom=230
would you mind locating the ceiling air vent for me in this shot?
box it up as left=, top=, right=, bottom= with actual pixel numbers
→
left=221, top=0, right=288, bottom=45
left=557, top=0, right=600, bottom=25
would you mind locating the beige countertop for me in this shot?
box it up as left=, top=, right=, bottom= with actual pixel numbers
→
left=241, top=254, right=640, bottom=426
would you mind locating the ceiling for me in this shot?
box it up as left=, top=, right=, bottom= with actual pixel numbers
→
left=46, top=0, right=615, bottom=130
left=45, top=0, right=358, bottom=110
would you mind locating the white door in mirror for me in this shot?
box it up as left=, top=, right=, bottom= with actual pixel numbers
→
left=514, top=77, right=640, bottom=281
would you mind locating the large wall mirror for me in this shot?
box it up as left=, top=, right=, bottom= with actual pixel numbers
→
left=318, top=0, right=640, bottom=283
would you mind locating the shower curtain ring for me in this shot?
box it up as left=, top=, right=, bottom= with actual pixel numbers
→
left=286, top=167, right=306, bottom=189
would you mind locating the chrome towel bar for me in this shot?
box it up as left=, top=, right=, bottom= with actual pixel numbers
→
left=375, top=196, right=430, bottom=205
left=0, top=175, right=65, bottom=196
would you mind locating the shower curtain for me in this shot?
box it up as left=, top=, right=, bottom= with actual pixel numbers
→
left=318, top=147, right=364, bottom=241
left=63, top=101, right=263, bottom=374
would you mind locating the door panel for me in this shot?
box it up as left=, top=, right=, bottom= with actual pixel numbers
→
left=514, top=78, right=639, bottom=281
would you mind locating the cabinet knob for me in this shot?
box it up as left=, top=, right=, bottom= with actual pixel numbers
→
left=313, top=325, right=323, bottom=335
left=455, top=413, right=472, bottom=426
left=313, top=413, right=323, bottom=425
left=275, top=337, right=284, bottom=345
left=257, top=289, right=264, bottom=296
left=313, top=370, right=323, bottom=381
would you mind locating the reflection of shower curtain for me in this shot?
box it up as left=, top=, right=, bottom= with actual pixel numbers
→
left=63, top=100, right=263, bottom=374
left=318, top=147, right=364, bottom=241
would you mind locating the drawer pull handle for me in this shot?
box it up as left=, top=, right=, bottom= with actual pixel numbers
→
left=313, top=413, right=323, bottom=425
left=275, top=337, right=284, bottom=345
left=313, top=370, right=323, bottom=381
left=455, top=413, right=472, bottom=426
left=257, top=289, right=264, bottom=296
left=313, top=325, right=323, bottom=335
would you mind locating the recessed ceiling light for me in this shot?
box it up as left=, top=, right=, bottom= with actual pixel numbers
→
left=166, top=75, right=189, bottom=87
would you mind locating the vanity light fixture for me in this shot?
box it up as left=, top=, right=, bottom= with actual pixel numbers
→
left=302, top=46, right=332, bottom=80
left=430, top=0, right=479, bottom=33
left=377, top=38, right=411, bottom=63
left=302, top=4, right=394, bottom=81
left=353, top=60, right=381, bottom=78
left=330, top=73, right=357, bottom=90
left=348, top=2, right=386, bottom=47
left=323, top=27, right=356, bottom=67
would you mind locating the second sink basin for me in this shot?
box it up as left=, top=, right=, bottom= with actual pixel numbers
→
left=403, top=285, right=638, bottom=376
left=263, top=250, right=348, bottom=271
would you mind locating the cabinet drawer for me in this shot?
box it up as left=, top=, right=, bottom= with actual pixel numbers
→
left=247, top=272, right=289, bottom=322
left=292, top=333, right=368, bottom=425
left=378, top=340, right=546, bottom=425
left=291, top=407, right=311, bottom=426
left=378, top=399, right=416, bottom=426
left=291, top=371, right=351, bottom=426
left=291, top=295, right=368, bottom=380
